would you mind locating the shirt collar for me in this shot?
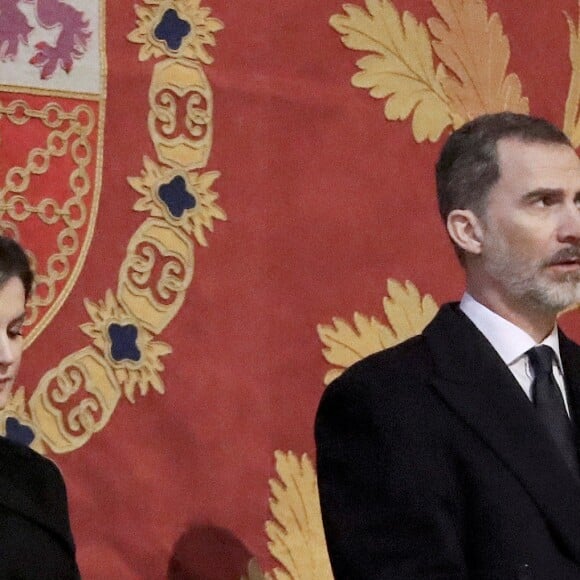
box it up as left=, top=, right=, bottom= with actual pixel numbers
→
left=459, top=293, right=562, bottom=370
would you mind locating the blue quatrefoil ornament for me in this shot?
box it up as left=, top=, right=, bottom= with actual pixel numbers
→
left=108, top=324, right=141, bottom=363
left=154, top=9, right=191, bottom=51
left=5, top=417, right=35, bottom=447
left=159, top=175, right=197, bottom=218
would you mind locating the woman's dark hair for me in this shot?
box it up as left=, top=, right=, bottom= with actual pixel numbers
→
left=0, top=236, right=34, bottom=301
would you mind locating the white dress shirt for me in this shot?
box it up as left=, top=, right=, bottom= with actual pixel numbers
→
left=459, top=293, right=570, bottom=416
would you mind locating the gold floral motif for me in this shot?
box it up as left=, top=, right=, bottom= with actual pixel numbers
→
left=318, top=313, right=394, bottom=386
left=264, top=451, right=333, bottom=580
left=81, top=290, right=172, bottom=403
left=129, top=156, right=226, bottom=246
left=148, top=60, right=214, bottom=170
left=330, top=0, right=529, bottom=142
left=330, top=0, right=453, bottom=142
left=117, top=220, right=194, bottom=334
left=127, top=0, right=223, bottom=64
left=428, top=0, right=528, bottom=123
left=564, top=2, right=580, bottom=147
left=29, top=347, right=122, bottom=453
left=318, top=279, right=438, bottom=385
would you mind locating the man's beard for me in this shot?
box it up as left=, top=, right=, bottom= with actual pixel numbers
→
left=483, top=231, right=580, bottom=313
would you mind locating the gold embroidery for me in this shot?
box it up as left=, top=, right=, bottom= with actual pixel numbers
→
left=81, top=289, right=172, bottom=402
left=330, top=0, right=452, bottom=142
left=117, top=221, right=194, bottom=334
left=330, top=0, right=528, bottom=142
left=564, top=2, right=580, bottom=147
left=318, top=279, right=438, bottom=385
left=148, top=60, right=214, bottom=170
left=129, top=157, right=226, bottom=245
left=127, top=0, right=223, bottom=64
left=262, top=451, right=333, bottom=580
left=29, top=347, right=121, bottom=453
left=0, top=100, right=97, bottom=341
left=0, top=0, right=225, bottom=452
left=428, top=0, right=528, bottom=122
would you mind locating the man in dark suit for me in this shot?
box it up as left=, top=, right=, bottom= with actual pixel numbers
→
left=315, top=112, right=580, bottom=579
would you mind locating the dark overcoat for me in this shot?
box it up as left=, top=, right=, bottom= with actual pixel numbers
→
left=316, top=303, right=580, bottom=579
left=0, top=435, right=79, bottom=579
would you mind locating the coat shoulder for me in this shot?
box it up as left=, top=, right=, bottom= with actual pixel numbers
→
left=317, top=334, right=436, bottom=429
left=329, top=334, right=432, bottom=395
left=0, top=435, right=66, bottom=492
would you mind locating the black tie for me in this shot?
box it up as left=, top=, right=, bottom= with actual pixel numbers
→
left=528, top=345, right=579, bottom=476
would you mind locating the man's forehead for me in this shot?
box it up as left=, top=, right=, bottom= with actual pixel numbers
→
left=496, top=135, right=573, bottom=151
left=496, top=137, right=580, bottom=178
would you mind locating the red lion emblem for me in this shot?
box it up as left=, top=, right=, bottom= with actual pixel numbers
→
left=0, top=0, right=91, bottom=79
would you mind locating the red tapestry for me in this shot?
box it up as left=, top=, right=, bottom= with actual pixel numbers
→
left=1, top=0, right=580, bottom=578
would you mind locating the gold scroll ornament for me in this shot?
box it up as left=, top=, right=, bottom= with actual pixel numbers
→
left=118, top=220, right=194, bottom=334
left=149, top=60, right=213, bottom=170
left=29, top=347, right=120, bottom=453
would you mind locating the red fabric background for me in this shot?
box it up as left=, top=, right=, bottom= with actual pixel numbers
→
left=7, top=0, right=580, bottom=577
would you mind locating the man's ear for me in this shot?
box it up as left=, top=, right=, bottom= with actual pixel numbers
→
left=446, top=209, right=484, bottom=256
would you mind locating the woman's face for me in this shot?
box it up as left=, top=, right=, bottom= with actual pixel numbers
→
left=0, top=276, right=25, bottom=409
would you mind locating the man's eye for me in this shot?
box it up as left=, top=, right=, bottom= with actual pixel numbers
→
left=8, top=327, right=23, bottom=339
left=536, top=196, right=555, bottom=207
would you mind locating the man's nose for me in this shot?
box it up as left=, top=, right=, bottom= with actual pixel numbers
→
left=557, top=203, right=580, bottom=243
left=0, top=334, right=15, bottom=367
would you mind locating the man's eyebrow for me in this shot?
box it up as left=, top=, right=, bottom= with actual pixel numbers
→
left=522, top=187, right=564, bottom=199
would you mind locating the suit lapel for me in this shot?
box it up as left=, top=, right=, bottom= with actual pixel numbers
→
left=560, top=330, right=580, bottom=456
left=423, top=304, right=580, bottom=563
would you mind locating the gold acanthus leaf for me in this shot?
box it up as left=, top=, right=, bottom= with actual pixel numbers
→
left=383, top=279, right=438, bottom=340
left=318, top=313, right=395, bottom=386
left=428, top=0, right=529, bottom=124
left=264, top=451, right=333, bottom=580
left=564, top=3, right=580, bottom=148
left=318, top=279, right=438, bottom=385
left=330, top=0, right=453, bottom=142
